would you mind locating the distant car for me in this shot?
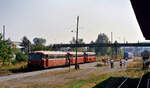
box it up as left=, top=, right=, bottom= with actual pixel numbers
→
left=124, top=52, right=134, bottom=59
left=124, top=52, right=129, bottom=59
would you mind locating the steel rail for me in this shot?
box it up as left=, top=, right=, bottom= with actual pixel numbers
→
left=137, top=73, right=144, bottom=88
left=147, top=79, right=150, bottom=88
left=117, top=78, right=128, bottom=88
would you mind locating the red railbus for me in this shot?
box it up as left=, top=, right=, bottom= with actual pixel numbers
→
left=28, top=51, right=96, bottom=68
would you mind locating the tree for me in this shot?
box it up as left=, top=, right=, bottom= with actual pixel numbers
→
left=21, top=36, right=31, bottom=54
left=33, top=37, right=46, bottom=46
left=70, top=37, right=85, bottom=44
left=95, top=33, right=111, bottom=56
left=0, top=34, right=13, bottom=65
left=16, top=52, right=27, bottom=62
left=88, top=41, right=95, bottom=52
left=5, top=38, right=12, bottom=47
left=69, top=37, right=85, bottom=51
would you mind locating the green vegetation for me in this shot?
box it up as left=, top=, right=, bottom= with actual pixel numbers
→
left=95, top=33, right=111, bottom=56
left=33, top=37, right=46, bottom=46
left=67, top=69, right=146, bottom=88
left=0, top=62, right=27, bottom=76
left=69, top=37, right=85, bottom=52
left=16, top=52, right=28, bottom=62
left=21, top=36, right=31, bottom=54
left=0, top=35, right=53, bottom=75
left=0, top=34, right=13, bottom=65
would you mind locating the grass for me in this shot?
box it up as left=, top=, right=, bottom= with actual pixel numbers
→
left=0, top=62, right=27, bottom=76
left=68, top=69, right=147, bottom=88
left=26, top=58, right=146, bottom=88
left=127, top=59, right=143, bottom=69
left=1, top=58, right=147, bottom=88
left=69, top=72, right=111, bottom=88
left=64, top=59, right=147, bottom=88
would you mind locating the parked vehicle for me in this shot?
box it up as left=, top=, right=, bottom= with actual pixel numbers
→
left=124, top=52, right=134, bottom=59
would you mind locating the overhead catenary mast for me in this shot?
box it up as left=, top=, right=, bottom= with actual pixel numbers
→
left=75, top=16, right=79, bottom=70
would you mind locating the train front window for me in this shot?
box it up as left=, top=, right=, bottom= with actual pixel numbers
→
left=30, top=53, right=44, bottom=60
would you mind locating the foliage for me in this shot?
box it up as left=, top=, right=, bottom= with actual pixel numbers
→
left=21, top=36, right=31, bottom=54
left=15, top=52, right=28, bottom=62
left=5, top=38, right=12, bottom=47
left=33, top=37, right=46, bottom=46
left=31, top=45, right=52, bottom=51
left=0, top=34, right=13, bottom=65
left=70, top=37, right=85, bottom=44
left=95, top=33, right=111, bottom=56
left=70, top=37, right=85, bottom=52
left=11, top=60, right=17, bottom=65
left=88, top=41, right=95, bottom=52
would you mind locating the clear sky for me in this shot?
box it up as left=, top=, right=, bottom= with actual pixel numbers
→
left=0, top=0, right=146, bottom=44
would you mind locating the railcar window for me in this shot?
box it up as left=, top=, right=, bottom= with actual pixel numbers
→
left=78, top=54, right=83, bottom=57
left=71, top=55, right=83, bottom=57
left=56, top=55, right=65, bottom=58
left=30, top=53, right=44, bottom=60
left=49, top=55, right=55, bottom=59
left=89, top=54, right=95, bottom=56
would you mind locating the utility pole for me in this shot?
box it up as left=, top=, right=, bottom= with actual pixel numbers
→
left=3, top=25, right=5, bottom=41
left=111, top=32, right=113, bottom=43
left=75, top=16, right=79, bottom=70
left=111, top=32, right=113, bottom=60
left=123, top=37, right=126, bottom=57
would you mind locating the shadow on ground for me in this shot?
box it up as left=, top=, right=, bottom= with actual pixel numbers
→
left=92, top=77, right=140, bottom=88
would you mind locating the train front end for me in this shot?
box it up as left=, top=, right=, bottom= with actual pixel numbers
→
left=28, top=52, right=45, bottom=68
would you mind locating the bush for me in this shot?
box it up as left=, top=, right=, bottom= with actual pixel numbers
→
left=15, top=52, right=28, bottom=62
left=11, top=60, right=17, bottom=65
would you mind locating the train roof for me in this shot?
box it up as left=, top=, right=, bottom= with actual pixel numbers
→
left=86, top=52, right=96, bottom=55
left=32, top=51, right=67, bottom=55
left=31, top=51, right=95, bottom=55
left=68, top=52, right=84, bottom=55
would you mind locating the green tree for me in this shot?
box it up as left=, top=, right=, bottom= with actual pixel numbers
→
left=5, top=38, right=12, bottom=47
left=95, top=33, right=111, bottom=56
left=21, top=36, right=31, bottom=54
left=33, top=37, right=46, bottom=46
left=70, top=37, right=85, bottom=44
left=70, top=37, right=85, bottom=51
left=0, top=34, right=13, bottom=65
left=16, top=52, right=27, bottom=62
left=88, top=41, right=95, bottom=52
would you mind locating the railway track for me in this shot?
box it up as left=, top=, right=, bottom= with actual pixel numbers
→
left=116, top=73, right=150, bottom=88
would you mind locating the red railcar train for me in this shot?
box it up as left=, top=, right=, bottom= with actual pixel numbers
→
left=28, top=51, right=96, bottom=68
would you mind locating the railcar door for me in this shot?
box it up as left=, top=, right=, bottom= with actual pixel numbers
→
left=45, top=54, right=48, bottom=67
left=84, top=53, right=88, bottom=63
left=28, top=53, right=44, bottom=67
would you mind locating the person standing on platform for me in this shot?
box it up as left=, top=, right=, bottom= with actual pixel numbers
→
left=110, top=59, right=114, bottom=68
left=120, top=59, right=122, bottom=68
left=141, top=50, right=149, bottom=70
left=123, top=58, right=127, bottom=68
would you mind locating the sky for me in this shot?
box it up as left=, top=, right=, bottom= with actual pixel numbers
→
left=0, top=0, right=146, bottom=45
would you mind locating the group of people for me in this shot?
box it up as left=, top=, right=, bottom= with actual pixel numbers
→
left=101, top=57, right=128, bottom=69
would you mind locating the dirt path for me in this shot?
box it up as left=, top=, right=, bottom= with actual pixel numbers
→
left=0, top=62, right=99, bottom=82
left=0, top=60, right=133, bottom=88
